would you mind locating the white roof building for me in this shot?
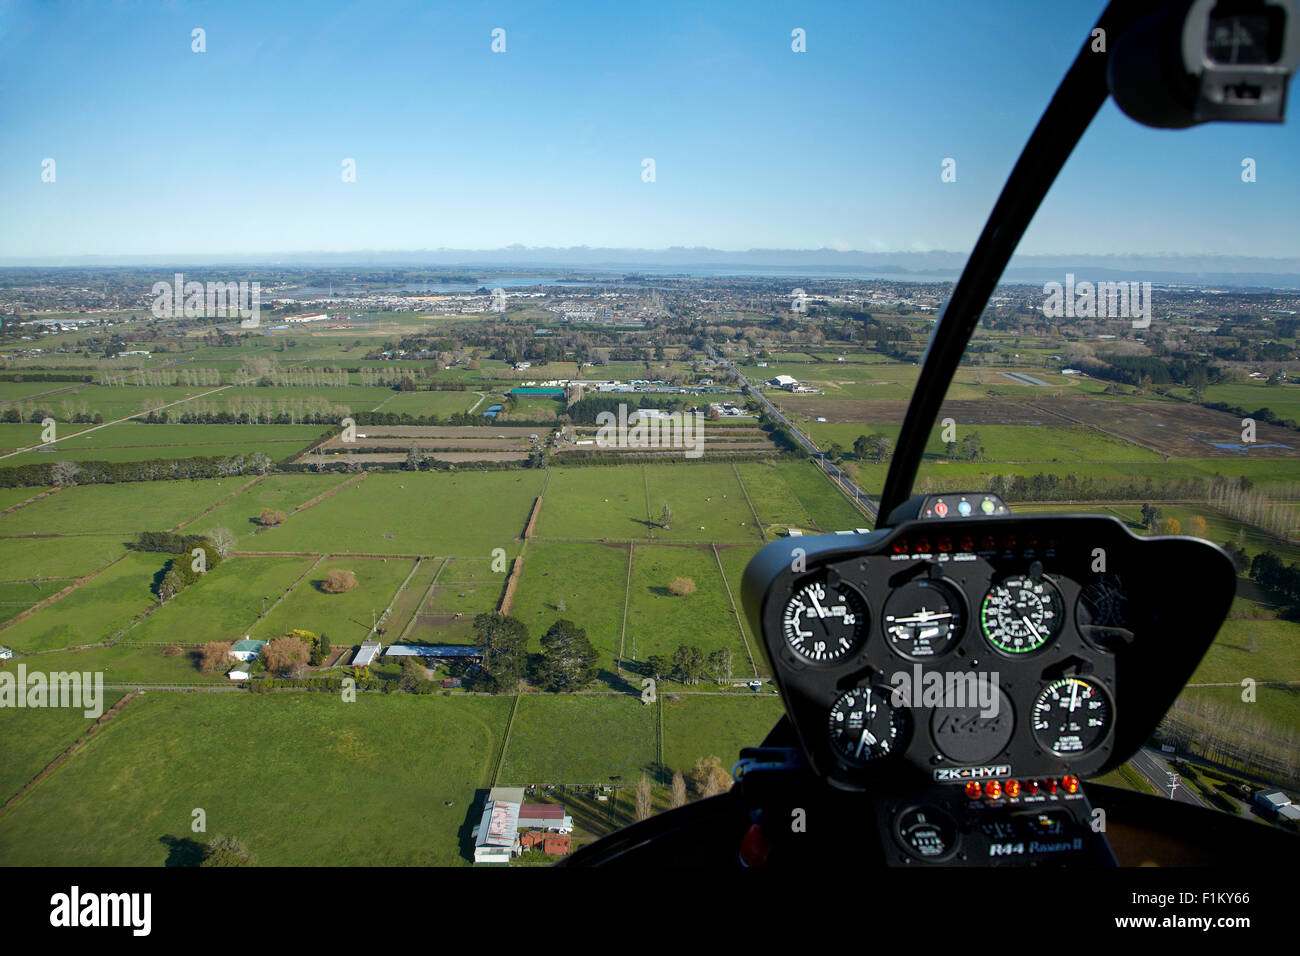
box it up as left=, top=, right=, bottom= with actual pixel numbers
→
left=352, top=641, right=383, bottom=668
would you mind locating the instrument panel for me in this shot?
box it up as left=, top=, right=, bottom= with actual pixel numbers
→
left=741, top=512, right=1236, bottom=796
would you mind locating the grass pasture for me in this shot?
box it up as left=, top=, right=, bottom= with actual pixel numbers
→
left=0, top=552, right=163, bottom=652
left=122, top=555, right=317, bottom=646
left=251, top=555, right=416, bottom=645
left=0, top=479, right=229, bottom=535
left=0, top=692, right=512, bottom=865
left=626, top=544, right=754, bottom=676
left=660, top=693, right=785, bottom=777
left=509, top=541, right=630, bottom=671
left=240, top=471, right=542, bottom=556
left=0, top=691, right=128, bottom=804
left=498, top=694, right=657, bottom=785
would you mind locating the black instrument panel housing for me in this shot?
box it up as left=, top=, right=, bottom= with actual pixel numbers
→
left=741, top=514, right=1236, bottom=793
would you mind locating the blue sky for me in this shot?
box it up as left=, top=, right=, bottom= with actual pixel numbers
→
left=1, top=0, right=1296, bottom=259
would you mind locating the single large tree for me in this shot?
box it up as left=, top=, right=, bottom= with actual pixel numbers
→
left=198, top=641, right=232, bottom=673
left=537, top=618, right=599, bottom=692
left=262, top=636, right=311, bottom=677
left=645, top=654, right=670, bottom=681
left=206, top=526, right=236, bottom=559
left=691, top=755, right=733, bottom=798
left=201, top=835, right=258, bottom=867
left=635, top=774, right=653, bottom=822
left=670, top=771, right=688, bottom=808
left=473, top=613, right=530, bottom=692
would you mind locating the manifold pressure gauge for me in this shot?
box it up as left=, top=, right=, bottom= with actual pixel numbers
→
left=781, top=577, right=868, bottom=663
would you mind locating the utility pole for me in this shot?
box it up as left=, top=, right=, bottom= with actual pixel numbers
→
left=1166, top=771, right=1180, bottom=800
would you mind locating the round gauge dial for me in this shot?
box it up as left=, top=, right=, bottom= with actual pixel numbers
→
left=883, top=579, right=965, bottom=660
left=895, top=806, right=959, bottom=862
left=781, top=578, right=868, bottom=663
left=1077, top=574, right=1131, bottom=635
left=980, top=574, right=1063, bottom=654
left=828, top=686, right=904, bottom=765
left=1032, top=677, right=1113, bottom=756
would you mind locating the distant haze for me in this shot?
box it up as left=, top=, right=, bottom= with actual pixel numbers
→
left=3, top=248, right=1298, bottom=288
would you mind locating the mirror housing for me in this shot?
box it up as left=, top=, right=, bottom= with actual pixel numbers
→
left=1109, top=0, right=1300, bottom=127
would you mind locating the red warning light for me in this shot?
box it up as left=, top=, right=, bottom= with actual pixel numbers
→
left=1062, top=775, right=1080, bottom=794
left=937, top=536, right=953, bottom=552
left=892, top=539, right=908, bottom=555
left=983, top=780, right=1002, bottom=799
left=959, top=536, right=975, bottom=552
left=914, top=538, right=932, bottom=554
left=1026, top=780, right=1040, bottom=795
left=1046, top=778, right=1059, bottom=794
left=964, top=782, right=982, bottom=799
left=1003, top=535, right=1016, bottom=550
left=1004, top=779, right=1021, bottom=798
left=981, top=535, right=996, bottom=551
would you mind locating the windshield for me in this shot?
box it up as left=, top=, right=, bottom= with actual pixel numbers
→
left=0, top=0, right=1296, bottom=877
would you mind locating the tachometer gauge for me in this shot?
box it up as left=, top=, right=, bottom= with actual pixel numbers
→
left=883, top=579, right=964, bottom=660
left=1032, top=677, right=1112, bottom=756
left=828, top=686, right=904, bottom=765
left=981, top=574, right=1063, bottom=655
left=781, top=578, right=868, bottom=663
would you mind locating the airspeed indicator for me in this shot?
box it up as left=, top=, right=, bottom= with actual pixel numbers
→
left=981, top=574, right=1063, bottom=654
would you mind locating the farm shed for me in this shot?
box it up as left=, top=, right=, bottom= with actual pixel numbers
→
left=351, top=641, right=383, bottom=668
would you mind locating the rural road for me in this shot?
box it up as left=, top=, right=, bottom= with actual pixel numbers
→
left=709, top=347, right=879, bottom=524
left=1127, top=746, right=1210, bottom=808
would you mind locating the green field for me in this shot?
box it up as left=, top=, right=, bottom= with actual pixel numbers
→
left=0, top=692, right=512, bottom=865
left=508, top=541, right=629, bottom=670
left=626, top=544, right=754, bottom=675
left=0, top=553, right=162, bottom=652
left=239, top=471, right=542, bottom=556
left=0, top=535, right=127, bottom=580
left=0, top=691, right=128, bottom=803
left=766, top=460, right=868, bottom=531
left=660, top=693, right=785, bottom=776
left=0, top=423, right=325, bottom=467
left=804, top=422, right=1162, bottom=463
left=0, top=479, right=228, bottom=535
left=176, top=473, right=351, bottom=544
left=250, top=556, right=416, bottom=645
left=123, top=555, right=317, bottom=645
left=498, top=694, right=657, bottom=785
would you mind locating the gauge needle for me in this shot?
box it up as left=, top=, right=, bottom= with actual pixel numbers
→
left=1019, top=612, right=1043, bottom=641
left=857, top=727, right=877, bottom=757
left=1068, top=680, right=1079, bottom=712
left=809, top=592, right=828, bottom=619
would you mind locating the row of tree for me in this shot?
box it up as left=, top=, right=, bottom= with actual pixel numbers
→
left=644, top=645, right=733, bottom=685
left=474, top=613, right=600, bottom=693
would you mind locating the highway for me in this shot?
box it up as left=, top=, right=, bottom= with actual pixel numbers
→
left=710, top=347, right=880, bottom=524
left=1127, top=746, right=1209, bottom=808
